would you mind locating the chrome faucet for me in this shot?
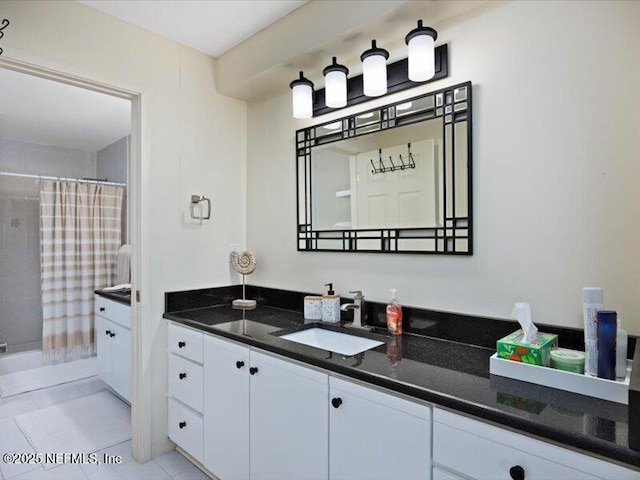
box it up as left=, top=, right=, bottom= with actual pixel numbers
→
left=341, top=290, right=372, bottom=331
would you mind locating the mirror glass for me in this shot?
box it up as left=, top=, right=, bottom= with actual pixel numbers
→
left=296, top=81, right=472, bottom=254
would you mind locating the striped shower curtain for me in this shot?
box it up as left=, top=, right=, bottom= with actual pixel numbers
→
left=40, top=181, right=124, bottom=364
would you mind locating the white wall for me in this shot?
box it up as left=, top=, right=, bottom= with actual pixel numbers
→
left=247, top=1, right=640, bottom=334
left=1, top=0, right=246, bottom=459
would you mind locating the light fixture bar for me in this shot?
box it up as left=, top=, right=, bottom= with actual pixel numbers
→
left=312, top=44, right=448, bottom=117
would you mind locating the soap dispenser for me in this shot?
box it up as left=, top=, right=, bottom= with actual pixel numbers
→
left=322, top=283, right=341, bottom=323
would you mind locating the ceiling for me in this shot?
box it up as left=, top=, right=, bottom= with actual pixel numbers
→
left=0, top=68, right=131, bottom=153
left=77, top=0, right=309, bottom=57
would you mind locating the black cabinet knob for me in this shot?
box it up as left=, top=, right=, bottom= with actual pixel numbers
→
left=105, top=330, right=111, bottom=336
left=331, top=397, right=343, bottom=409
left=99, top=307, right=105, bottom=312
left=110, top=332, right=115, bottom=337
left=249, top=367, right=259, bottom=375
left=509, top=465, right=525, bottom=480
left=179, top=372, right=187, bottom=380
left=179, top=421, right=186, bottom=429
left=236, top=361, right=245, bottom=369
left=178, top=341, right=186, bottom=348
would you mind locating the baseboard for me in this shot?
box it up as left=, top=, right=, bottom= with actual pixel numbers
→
left=151, top=437, right=175, bottom=459
left=176, top=446, right=218, bottom=480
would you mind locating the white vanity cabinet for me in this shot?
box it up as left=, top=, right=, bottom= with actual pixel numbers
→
left=168, top=322, right=638, bottom=480
left=203, top=333, right=329, bottom=480
left=433, top=408, right=640, bottom=480
left=94, top=294, right=131, bottom=403
left=329, top=376, right=431, bottom=480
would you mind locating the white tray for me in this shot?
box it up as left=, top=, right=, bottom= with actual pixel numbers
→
left=489, top=353, right=631, bottom=404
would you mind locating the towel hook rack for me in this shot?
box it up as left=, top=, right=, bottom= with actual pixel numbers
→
left=370, top=143, right=416, bottom=174
left=190, top=194, right=211, bottom=220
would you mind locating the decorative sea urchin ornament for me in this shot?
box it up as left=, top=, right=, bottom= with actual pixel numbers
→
left=231, top=250, right=257, bottom=309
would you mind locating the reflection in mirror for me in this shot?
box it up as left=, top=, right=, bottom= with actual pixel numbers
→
left=312, top=120, right=444, bottom=231
left=297, top=81, right=472, bottom=254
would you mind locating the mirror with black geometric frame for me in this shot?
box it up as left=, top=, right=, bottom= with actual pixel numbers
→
left=296, top=81, right=472, bottom=254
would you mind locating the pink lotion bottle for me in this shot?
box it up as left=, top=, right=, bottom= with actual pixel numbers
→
left=386, top=289, right=403, bottom=335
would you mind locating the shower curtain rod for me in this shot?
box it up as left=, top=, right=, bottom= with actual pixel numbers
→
left=0, top=171, right=126, bottom=187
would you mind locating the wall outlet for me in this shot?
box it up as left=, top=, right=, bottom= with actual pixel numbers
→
left=229, top=243, right=241, bottom=254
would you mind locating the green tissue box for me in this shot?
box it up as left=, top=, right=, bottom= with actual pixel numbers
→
left=496, top=330, right=558, bottom=366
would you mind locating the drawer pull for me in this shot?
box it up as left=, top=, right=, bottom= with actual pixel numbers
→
left=509, top=466, right=525, bottom=480
left=178, top=372, right=187, bottom=380
left=178, top=341, right=186, bottom=348
left=179, top=421, right=186, bottom=429
left=110, top=332, right=115, bottom=338
left=249, top=367, right=259, bottom=375
left=236, top=361, right=245, bottom=369
left=105, top=330, right=112, bottom=336
left=99, top=307, right=105, bottom=312
left=331, top=397, right=343, bottom=409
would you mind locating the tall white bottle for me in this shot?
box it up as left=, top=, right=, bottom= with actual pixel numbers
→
left=616, top=320, right=628, bottom=379
left=582, top=287, right=603, bottom=376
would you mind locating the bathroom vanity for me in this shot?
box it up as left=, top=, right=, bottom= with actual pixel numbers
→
left=164, top=285, right=640, bottom=480
left=94, top=290, right=132, bottom=403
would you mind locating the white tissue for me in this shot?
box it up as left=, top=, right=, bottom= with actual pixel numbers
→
left=511, top=302, right=538, bottom=344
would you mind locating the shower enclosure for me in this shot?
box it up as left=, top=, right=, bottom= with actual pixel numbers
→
left=0, top=174, right=42, bottom=355
left=0, top=171, right=126, bottom=375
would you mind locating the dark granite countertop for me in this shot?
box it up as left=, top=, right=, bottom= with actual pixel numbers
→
left=164, top=285, right=640, bottom=470
left=95, top=289, right=131, bottom=305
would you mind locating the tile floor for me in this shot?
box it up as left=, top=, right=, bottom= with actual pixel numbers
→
left=0, top=377, right=209, bottom=480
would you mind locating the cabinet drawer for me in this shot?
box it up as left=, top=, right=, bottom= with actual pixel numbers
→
left=168, top=398, right=203, bottom=464
left=169, top=354, right=203, bottom=413
left=433, top=408, right=638, bottom=480
left=94, top=295, right=131, bottom=328
left=168, top=323, right=203, bottom=363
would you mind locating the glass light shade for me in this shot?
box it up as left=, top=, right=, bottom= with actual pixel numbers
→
left=408, top=34, right=435, bottom=82
left=363, top=55, right=387, bottom=97
left=292, top=83, right=313, bottom=119
left=325, top=70, right=347, bottom=108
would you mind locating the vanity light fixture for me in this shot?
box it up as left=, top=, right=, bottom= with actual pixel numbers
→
left=406, top=20, right=438, bottom=82
left=361, top=40, right=389, bottom=97
left=323, top=57, right=349, bottom=108
left=289, top=19, right=445, bottom=118
left=289, top=71, right=314, bottom=119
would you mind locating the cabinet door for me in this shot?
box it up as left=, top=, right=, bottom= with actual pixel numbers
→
left=250, top=351, right=328, bottom=480
left=96, top=316, right=112, bottom=387
left=110, top=323, right=131, bottom=403
left=329, top=376, right=431, bottom=480
left=203, top=335, right=250, bottom=480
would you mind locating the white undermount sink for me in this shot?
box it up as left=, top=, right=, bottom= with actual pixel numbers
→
left=279, top=327, right=384, bottom=356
